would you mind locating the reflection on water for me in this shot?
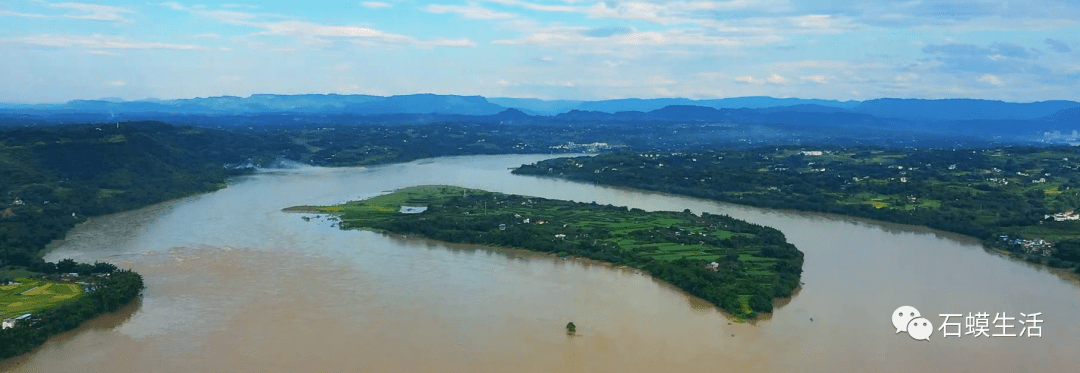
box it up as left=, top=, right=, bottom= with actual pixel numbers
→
left=4, top=154, right=1078, bottom=372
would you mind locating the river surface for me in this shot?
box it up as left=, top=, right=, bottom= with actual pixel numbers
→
left=6, top=154, right=1080, bottom=372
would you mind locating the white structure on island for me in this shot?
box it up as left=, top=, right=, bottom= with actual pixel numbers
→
left=399, top=206, right=428, bottom=214
left=1046, top=211, right=1080, bottom=221
left=3, top=314, right=31, bottom=329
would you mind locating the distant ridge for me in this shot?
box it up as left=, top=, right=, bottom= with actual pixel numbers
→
left=1041, top=107, right=1080, bottom=122
left=853, top=98, right=1080, bottom=121
left=0, top=93, right=507, bottom=116
left=490, top=96, right=859, bottom=115
left=1, top=94, right=1078, bottom=123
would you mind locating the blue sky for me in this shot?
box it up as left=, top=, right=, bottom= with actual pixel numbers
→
left=1, top=0, right=1078, bottom=103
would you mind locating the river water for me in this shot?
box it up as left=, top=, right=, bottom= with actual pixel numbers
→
left=5, top=154, right=1079, bottom=372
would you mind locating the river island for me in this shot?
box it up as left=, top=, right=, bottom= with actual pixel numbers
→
left=286, top=185, right=803, bottom=319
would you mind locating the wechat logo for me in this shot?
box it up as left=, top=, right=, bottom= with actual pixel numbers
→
left=892, top=306, right=933, bottom=341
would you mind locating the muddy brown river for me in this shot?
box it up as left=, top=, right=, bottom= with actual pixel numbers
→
left=5, top=154, right=1079, bottom=372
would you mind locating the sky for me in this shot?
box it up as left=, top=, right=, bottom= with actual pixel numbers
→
left=1, top=0, right=1078, bottom=103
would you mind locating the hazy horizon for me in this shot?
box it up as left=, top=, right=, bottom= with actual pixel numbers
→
left=2, top=0, right=1078, bottom=103
left=5, top=92, right=1080, bottom=106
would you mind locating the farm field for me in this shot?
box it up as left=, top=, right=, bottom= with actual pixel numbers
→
left=1, top=278, right=84, bottom=317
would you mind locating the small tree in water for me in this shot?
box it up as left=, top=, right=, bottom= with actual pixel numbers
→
left=566, top=322, right=576, bottom=335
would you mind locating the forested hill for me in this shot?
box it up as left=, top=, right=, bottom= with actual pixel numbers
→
left=513, top=147, right=1080, bottom=274
left=0, top=122, right=261, bottom=268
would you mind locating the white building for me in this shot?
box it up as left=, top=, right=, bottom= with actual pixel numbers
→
left=399, top=206, right=428, bottom=214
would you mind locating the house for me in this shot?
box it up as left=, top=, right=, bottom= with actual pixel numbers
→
left=499, top=224, right=506, bottom=231
left=555, top=234, right=566, bottom=239
left=706, top=262, right=720, bottom=271
left=523, top=218, right=530, bottom=223
left=1047, top=211, right=1080, bottom=221
left=399, top=206, right=428, bottom=214
left=2, top=319, right=14, bottom=329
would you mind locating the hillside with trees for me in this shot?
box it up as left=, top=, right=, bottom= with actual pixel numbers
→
left=513, top=147, right=1080, bottom=274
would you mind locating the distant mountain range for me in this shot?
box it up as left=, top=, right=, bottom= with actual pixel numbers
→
left=3, top=93, right=1078, bottom=122
left=0, top=93, right=507, bottom=117
left=1, top=94, right=1077, bottom=146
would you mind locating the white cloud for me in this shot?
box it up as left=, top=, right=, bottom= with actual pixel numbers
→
left=218, top=47, right=233, bottom=52
left=0, top=2, right=133, bottom=23
left=162, top=4, right=475, bottom=49
left=360, top=2, right=393, bottom=9
left=978, top=74, right=1003, bottom=85
left=105, top=80, right=126, bottom=86
left=49, top=2, right=134, bottom=23
left=221, top=3, right=260, bottom=9
left=801, top=75, right=828, bottom=83
left=416, top=38, right=478, bottom=48
left=193, top=33, right=221, bottom=39
left=735, top=75, right=755, bottom=83
left=766, top=73, right=786, bottom=83
left=496, top=79, right=511, bottom=85
left=3, top=34, right=204, bottom=50
left=0, top=10, right=50, bottom=18
left=484, top=0, right=579, bottom=12
left=199, top=9, right=260, bottom=25
left=424, top=3, right=517, bottom=19
left=696, top=71, right=725, bottom=80
left=493, top=26, right=741, bottom=48
left=160, top=2, right=186, bottom=11
left=647, top=76, right=677, bottom=85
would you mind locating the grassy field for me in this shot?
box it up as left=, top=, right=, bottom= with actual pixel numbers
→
left=1, top=278, right=84, bottom=317
left=308, top=185, right=775, bottom=266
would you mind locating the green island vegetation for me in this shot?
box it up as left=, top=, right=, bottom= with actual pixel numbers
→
left=512, top=146, right=1080, bottom=274
left=0, top=261, right=143, bottom=359
left=286, top=185, right=804, bottom=319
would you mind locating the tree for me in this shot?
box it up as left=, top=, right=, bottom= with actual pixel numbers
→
left=566, top=322, right=576, bottom=335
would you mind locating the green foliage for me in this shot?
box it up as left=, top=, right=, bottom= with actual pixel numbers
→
left=292, top=185, right=803, bottom=318
left=0, top=269, right=143, bottom=359
left=0, top=123, right=258, bottom=267
left=513, top=146, right=1080, bottom=272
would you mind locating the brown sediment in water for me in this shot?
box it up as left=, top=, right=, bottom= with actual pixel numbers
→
left=8, top=155, right=1080, bottom=373
left=0, top=297, right=142, bottom=371
left=376, top=232, right=783, bottom=322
